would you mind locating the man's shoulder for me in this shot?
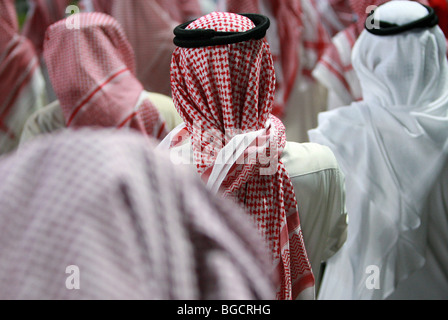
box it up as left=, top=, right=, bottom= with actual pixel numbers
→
left=282, top=142, right=340, bottom=178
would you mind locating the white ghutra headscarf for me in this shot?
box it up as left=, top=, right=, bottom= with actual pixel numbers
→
left=309, top=1, right=448, bottom=300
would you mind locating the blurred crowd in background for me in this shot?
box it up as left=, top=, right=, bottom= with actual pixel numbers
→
left=1, top=0, right=448, bottom=301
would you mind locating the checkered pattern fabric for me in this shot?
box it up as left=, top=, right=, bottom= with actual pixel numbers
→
left=0, top=0, right=17, bottom=38
left=0, top=129, right=275, bottom=300
left=0, top=0, right=40, bottom=152
left=170, top=12, right=314, bottom=300
left=43, top=13, right=168, bottom=139
left=315, top=0, right=427, bottom=106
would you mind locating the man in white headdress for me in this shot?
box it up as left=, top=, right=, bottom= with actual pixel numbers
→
left=309, top=1, right=448, bottom=299
left=19, top=13, right=183, bottom=146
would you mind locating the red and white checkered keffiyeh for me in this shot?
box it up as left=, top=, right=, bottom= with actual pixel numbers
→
left=0, top=0, right=40, bottom=149
left=22, top=0, right=72, bottom=55
left=43, top=13, right=168, bottom=140
left=169, top=12, right=315, bottom=300
left=0, top=129, right=275, bottom=300
left=300, top=0, right=333, bottom=79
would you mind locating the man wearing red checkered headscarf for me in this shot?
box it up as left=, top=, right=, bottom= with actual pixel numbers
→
left=0, top=0, right=47, bottom=155
left=164, top=12, right=316, bottom=300
left=42, top=13, right=168, bottom=140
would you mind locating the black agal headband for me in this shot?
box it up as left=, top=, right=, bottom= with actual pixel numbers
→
left=365, top=4, right=439, bottom=36
left=173, top=14, right=270, bottom=48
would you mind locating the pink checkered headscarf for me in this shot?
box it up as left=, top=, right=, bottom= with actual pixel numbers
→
left=0, top=129, right=275, bottom=299
left=0, top=0, right=40, bottom=143
left=43, top=13, right=168, bottom=139
left=265, top=0, right=303, bottom=118
left=0, top=0, right=18, bottom=36
left=169, top=12, right=314, bottom=300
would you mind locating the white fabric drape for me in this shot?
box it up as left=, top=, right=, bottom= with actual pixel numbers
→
left=309, top=2, right=448, bottom=299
